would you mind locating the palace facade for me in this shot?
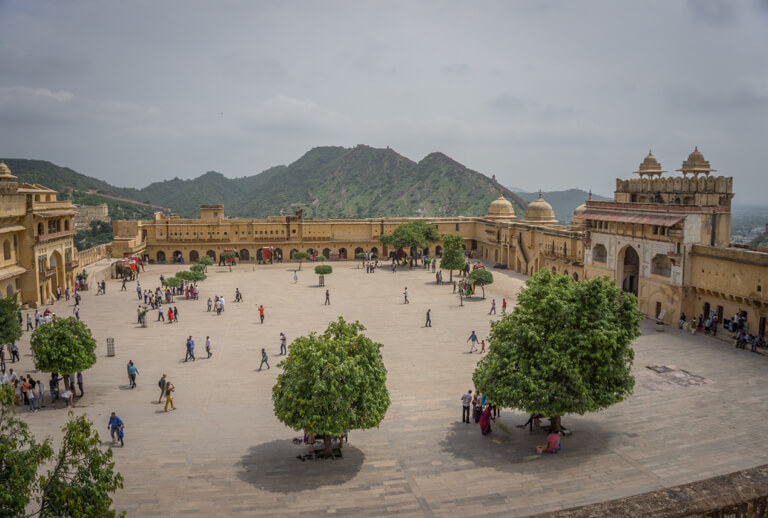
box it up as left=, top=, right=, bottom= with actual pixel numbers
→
left=0, top=162, right=77, bottom=307
left=106, top=148, right=763, bottom=338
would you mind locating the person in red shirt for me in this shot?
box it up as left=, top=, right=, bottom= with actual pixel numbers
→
left=258, top=305, right=265, bottom=324
left=545, top=431, right=561, bottom=453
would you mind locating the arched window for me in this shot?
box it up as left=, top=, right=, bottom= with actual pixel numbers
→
left=573, top=273, right=579, bottom=281
left=2, top=240, right=10, bottom=260
left=592, top=244, right=607, bottom=263
left=64, top=219, right=70, bottom=231
left=37, top=223, right=44, bottom=235
left=189, top=250, right=199, bottom=262
left=651, top=253, right=672, bottom=277
left=354, top=247, right=364, bottom=255
left=156, top=251, right=166, bottom=263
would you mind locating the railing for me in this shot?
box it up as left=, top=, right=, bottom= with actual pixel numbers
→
left=35, top=229, right=76, bottom=243
left=44, top=268, right=56, bottom=278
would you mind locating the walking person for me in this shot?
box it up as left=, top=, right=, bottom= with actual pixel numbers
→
left=10, top=343, right=19, bottom=363
left=279, top=333, right=287, bottom=356
left=157, top=373, right=167, bottom=404
left=72, top=303, right=80, bottom=321
left=185, top=336, right=196, bottom=362
left=467, top=330, right=479, bottom=353
left=403, top=287, right=409, bottom=304
left=205, top=336, right=212, bottom=358
left=164, top=381, right=176, bottom=412
left=26, top=313, right=33, bottom=331
left=502, top=298, right=507, bottom=314
left=76, top=372, right=84, bottom=396
left=127, top=362, right=139, bottom=388
left=324, top=290, right=330, bottom=305
left=259, top=305, right=265, bottom=324
left=461, top=389, right=473, bottom=424
left=121, top=278, right=127, bottom=291
left=489, top=299, right=496, bottom=315
left=293, top=271, right=298, bottom=283
left=108, top=412, right=124, bottom=445
left=258, top=348, right=269, bottom=371
left=157, top=303, right=164, bottom=321
left=425, top=309, right=432, bottom=327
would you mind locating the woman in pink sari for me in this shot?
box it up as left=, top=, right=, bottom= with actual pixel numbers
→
left=479, top=406, right=493, bottom=435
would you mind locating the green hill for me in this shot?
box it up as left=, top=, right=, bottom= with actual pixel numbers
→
left=516, top=189, right=610, bottom=224
left=3, top=147, right=527, bottom=219
left=0, top=158, right=139, bottom=199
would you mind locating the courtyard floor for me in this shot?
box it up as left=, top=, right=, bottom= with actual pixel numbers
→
left=11, top=260, right=768, bottom=517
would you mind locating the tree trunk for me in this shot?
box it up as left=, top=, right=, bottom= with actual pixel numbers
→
left=298, top=261, right=302, bottom=271
left=63, top=375, right=70, bottom=391
left=549, top=415, right=561, bottom=433
left=481, top=286, right=485, bottom=299
left=323, top=433, right=333, bottom=458
left=450, top=270, right=453, bottom=282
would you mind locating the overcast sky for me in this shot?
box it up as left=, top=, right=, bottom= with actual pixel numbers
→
left=1, top=0, right=766, bottom=203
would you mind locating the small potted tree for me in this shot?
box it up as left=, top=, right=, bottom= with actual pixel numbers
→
left=315, top=264, right=333, bottom=286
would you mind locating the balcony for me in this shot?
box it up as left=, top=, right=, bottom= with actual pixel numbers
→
left=66, top=260, right=79, bottom=270
left=36, top=229, right=76, bottom=244
left=43, top=268, right=56, bottom=278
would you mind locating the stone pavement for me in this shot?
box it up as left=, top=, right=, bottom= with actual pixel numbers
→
left=10, top=261, right=768, bottom=517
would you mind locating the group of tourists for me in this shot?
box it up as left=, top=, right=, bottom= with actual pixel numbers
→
left=0, top=370, right=81, bottom=411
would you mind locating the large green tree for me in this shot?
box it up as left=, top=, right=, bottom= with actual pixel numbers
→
left=272, top=317, right=390, bottom=458
left=314, top=264, right=332, bottom=286
left=0, top=384, right=124, bottom=517
left=31, top=318, right=98, bottom=383
left=0, top=293, right=22, bottom=347
left=439, top=233, right=465, bottom=282
left=379, top=221, right=441, bottom=265
left=466, top=268, right=493, bottom=299
left=473, top=269, right=641, bottom=432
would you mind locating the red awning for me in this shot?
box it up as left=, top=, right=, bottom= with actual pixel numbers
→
left=580, top=210, right=684, bottom=227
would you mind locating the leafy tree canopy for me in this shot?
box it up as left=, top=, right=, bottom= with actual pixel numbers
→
left=0, top=293, right=22, bottom=346
left=0, top=384, right=124, bottom=517
left=161, top=277, right=181, bottom=288
left=292, top=251, right=309, bottom=260
left=473, top=269, right=641, bottom=428
left=439, top=233, right=465, bottom=279
left=466, top=268, right=493, bottom=286
left=314, top=264, right=333, bottom=275
left=190, top=263, right=205, bottom=273
left=379, top=220, right=441, bottom=251
left=31, top=317, right=97, bottom=375
left=272, top=318, right=390, bottom=456
left=175, top=270, right=207, bottom=282
left=196, top=255, right=214, bottom=266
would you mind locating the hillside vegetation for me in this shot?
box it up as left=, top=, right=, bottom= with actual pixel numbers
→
left=4, top=146, right=526, bottom=219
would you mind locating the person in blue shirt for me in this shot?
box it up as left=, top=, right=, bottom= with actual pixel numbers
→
left=108, top=412, right=124, bottom=445
left=185, top=336, right=195, bottom=362
left=127, top=361, right=139, bottom=388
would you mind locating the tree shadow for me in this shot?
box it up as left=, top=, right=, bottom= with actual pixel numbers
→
left=439, top=416, right=615, bottom=473
left=237, top=439, right=365, bottom=493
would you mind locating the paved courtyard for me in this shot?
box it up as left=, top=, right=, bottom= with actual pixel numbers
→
left=11, top=260, right=768, bottom=517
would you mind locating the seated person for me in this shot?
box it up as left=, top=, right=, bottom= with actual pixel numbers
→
left=545, top=431, right=561, bottom=453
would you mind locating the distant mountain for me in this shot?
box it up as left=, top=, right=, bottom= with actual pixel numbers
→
left=515, top=189, right=611, bottom=224
left=0, top=158, right=140, bottom=199
left=4, top=146, right=527, bottom=219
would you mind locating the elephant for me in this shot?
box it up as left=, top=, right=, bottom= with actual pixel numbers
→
left=115, top=263, right=136, bottom=280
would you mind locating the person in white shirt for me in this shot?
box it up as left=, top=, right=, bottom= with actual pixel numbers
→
left=461, top=389, right=473, bottom=423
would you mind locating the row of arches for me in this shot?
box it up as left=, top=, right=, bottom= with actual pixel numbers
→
left=154, top=246, right=394, bottom=264
left=36, top=219, right=70, bottom=236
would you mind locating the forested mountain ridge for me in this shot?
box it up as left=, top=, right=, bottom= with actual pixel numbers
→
left=3, top=146, right=527, bottom=219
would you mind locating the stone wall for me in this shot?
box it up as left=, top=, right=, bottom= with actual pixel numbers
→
left=77, top=243, right=111, bottom=267
left=533, top=464, right=768, bottom=518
